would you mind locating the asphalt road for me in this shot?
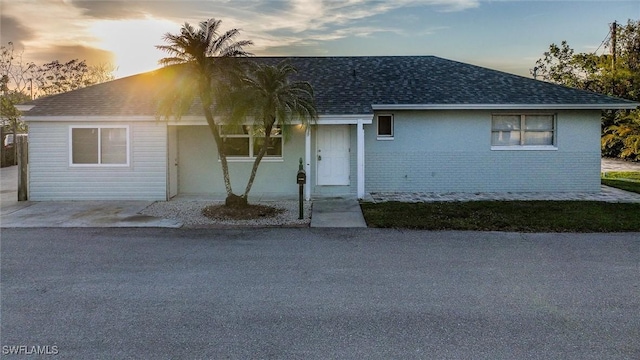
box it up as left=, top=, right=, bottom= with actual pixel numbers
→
left=1, top=228, right=639, bottom=359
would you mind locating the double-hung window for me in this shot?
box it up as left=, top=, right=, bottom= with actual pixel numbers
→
left=70, top=126, right=129, bottom=166
left=220, top=125, right=282, bottom=159
left=491, top=114, right=555, bottom=149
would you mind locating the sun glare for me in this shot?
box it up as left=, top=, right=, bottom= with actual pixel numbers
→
left=90, top=17, right=179, bottom=78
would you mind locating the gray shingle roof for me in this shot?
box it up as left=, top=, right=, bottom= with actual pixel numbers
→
left=22, top=56, right=638, bottom=117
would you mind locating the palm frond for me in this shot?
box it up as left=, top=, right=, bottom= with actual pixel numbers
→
left=228, top=60, right=317, bottom=127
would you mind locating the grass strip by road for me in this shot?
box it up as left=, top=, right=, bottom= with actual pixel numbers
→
left=602, top=179, right=640, bottom=194
left=360, top=201, right=640, bottom=232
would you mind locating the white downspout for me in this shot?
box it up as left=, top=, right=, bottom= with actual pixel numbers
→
left=305, top=126, right=311, bottom=201
left=357, top=119, right=365, bottom=199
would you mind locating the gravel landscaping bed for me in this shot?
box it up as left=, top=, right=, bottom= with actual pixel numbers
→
left=141, top=200, right=312, bottom=227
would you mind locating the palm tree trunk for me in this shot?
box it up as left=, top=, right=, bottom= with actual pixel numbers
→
left=208, top=122, right=233, bottom=196
left=199, top=87, right=234, bottom=196
left=243, top=123, right=272, bottom=198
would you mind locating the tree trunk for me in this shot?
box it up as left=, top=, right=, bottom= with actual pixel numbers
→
left=243, top=122, right=273, bottom=198
left=208, top=122, right=233, bottom=196
left=225, top=193, right=247, bottom=207
left=199, top=85, right=234, bottom=197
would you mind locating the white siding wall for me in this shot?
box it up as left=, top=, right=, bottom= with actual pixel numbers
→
left=28, top=121, right=167, bottom=200
left=365, top=110, right=602, bottom=193
left=177, top=125, right=306, bottom=199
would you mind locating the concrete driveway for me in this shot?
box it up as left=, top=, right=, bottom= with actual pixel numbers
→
left=0, top=166, right=181, bottom=228
left=0, top=165, right=29, bottom=217
left=601, top=157, right=640, bottom=172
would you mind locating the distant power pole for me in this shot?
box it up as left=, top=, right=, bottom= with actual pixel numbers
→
left=611, top=21, right=617, bottom=71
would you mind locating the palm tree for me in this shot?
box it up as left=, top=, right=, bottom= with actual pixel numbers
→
left=229, top=60, right=318, bottom=202
left=602, top=110, right=640, bottom=160
left=156, top=18, right=253, bottom=202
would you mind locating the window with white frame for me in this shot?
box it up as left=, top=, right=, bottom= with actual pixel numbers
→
left=220, top=125, right=282, bottom=159
left=377, top=114, right=394, bottom=139
left=491, top=114, right=555, bottom=147
left=70, top=126, right=129, bottom=166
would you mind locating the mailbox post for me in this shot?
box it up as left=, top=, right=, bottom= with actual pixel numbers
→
left=296, top=158, right=306, bottom=219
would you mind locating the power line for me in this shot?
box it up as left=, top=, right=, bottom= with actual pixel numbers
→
left=593, top=26, right=611, bottom=55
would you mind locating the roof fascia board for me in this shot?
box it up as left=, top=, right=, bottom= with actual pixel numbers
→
left=371, top=103, right=640, bottom=111
left=23, top=115, right=375, bottom=125
left=22, top=116, right=206, bottom=123
left=23, top=116, right=162, bottom=122
left=170, top=115, right=374, bottom=126
left=318, top=115, right=373, bottom=125
left=15, top=105, right=35, bottom=111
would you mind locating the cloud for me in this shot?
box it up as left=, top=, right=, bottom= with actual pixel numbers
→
left=0, top=15, right=36, bottom=48
left=434, top=0, right=480, bottom=12
left=67, top=0, right=235, bottom=22
left=68, top=0, right=211, bottom=21
left=214, top=0, right=479, bottom=53
left=3, top=1, right=98, bottom=45
left=68, top=1, right=479, bottom=39
left=69, top=0, right=148, bottom=19
left=29, top=45, right=116, bottom=66
left=3, top=0, right=482, bottom=77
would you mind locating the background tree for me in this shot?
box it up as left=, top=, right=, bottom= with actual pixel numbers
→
left=602, top=110, right=640, bottom=160
left=1, top=42, right=115, bottom=99
left=533, top=19, right=640, bottom=160
left=225, top=60, right=317, bottom=201
left=0, top=42, right=38, bottom=96
left=156, top=18, right=253, bottom=206
left=34, top=59, right=116, bottom=97
left=1, top=43, right=36, bottom=166
left=1, top=41, right=117, bottom=166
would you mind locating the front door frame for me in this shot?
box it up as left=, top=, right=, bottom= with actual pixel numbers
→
left=316, top=125, right=350, bottom=186
left=303, top=116, right=371, bottom=200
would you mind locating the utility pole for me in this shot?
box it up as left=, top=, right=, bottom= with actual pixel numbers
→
left=611, top=21, right=617, bottom=71
left=611, top=21, right=618, bottom=96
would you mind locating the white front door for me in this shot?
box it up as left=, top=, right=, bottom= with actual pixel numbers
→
left=317, top=125, right=350, bottom=185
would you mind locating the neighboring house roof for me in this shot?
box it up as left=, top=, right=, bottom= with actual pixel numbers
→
left=20, top=56, right=639, bottom=117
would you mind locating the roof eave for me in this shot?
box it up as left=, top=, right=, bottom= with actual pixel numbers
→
left=21, top=114, right=375, bottom=125
left=15, top=105, right=35, bottom=112
left=21, top=115, right=161, bottom=122
left=371, top=103, right=640, bottom=111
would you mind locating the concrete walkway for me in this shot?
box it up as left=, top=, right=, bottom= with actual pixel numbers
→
left=367, top=185, right=640, bottom=203
left=310, top=197, right=367, bottom=228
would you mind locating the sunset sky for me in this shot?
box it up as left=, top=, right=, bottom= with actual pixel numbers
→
left=1, top=0, right=639, bottom=79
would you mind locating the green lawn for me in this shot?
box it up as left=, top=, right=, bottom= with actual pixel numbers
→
left=361, top=201, right=640, bottom=232
left=601, top=171, right=640, bottom=181
left=601, top=179, right=640, bottom=194
left=601, top=171, right=640, bottom=194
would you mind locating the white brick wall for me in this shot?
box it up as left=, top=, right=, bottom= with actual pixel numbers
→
left=365, top=110, right=601, bottom=193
